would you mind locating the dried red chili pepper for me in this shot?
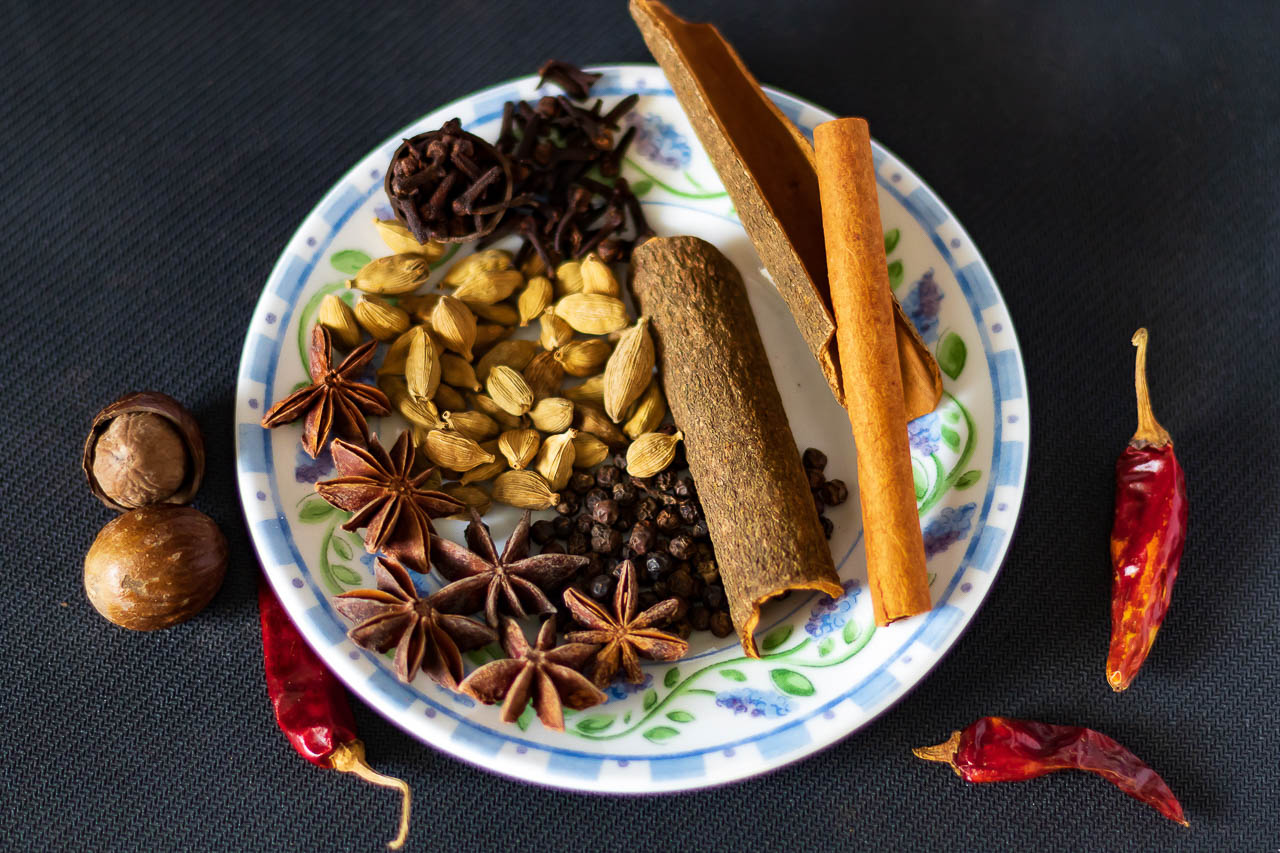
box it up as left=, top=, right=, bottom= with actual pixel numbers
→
left=258, top=576, right=411, bottom=849
left=1108, top=328, right=1188, bottom=691
left=914, top=716, right=1188, bottom=825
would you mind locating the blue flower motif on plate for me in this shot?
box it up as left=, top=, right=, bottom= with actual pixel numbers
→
left=805, top=579, right=861, bottom=638
left=901, top=269, right=944, bottom=343
left=908, top=412, right=942, bottom=456
left=715, top=688, right=792, bottom=718
left=625, top=112, right=692, bottom=169
left=295, top=445, right=335, bottom=483
left=607, top=673, right=654, bottom=702
left=923, top=503, right=977, bottom=558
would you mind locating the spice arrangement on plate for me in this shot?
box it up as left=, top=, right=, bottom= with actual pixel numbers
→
left=229, top=1, right=1191, bottom=832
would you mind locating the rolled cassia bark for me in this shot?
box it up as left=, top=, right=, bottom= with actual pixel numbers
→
left=630, top=236, right=842, bottom=656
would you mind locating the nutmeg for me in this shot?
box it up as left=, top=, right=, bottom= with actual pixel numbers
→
left=84, top=506, right=228, bottom=631
left=83, top=391, right=205, bottom=511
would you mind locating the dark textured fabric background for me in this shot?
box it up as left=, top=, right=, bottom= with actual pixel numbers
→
left=3, top=0, right=1277, bottom=849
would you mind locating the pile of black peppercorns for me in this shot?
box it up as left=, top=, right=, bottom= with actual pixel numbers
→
left=536, top=438, right=848, bottom=640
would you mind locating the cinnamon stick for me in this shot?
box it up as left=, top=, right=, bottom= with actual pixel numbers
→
left=814, top=119, right=931, bottom=625
left=630, top=236, right=842, bottom=656
left=629, top=0, right=942, bottom=420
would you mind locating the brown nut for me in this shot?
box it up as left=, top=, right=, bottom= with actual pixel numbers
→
left=84, top=506, right=228, bottom=631
left=83, top=391, right=205, bottom=511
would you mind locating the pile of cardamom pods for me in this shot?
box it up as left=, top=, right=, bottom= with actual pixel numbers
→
left=315, top=218, right=681, bottom=517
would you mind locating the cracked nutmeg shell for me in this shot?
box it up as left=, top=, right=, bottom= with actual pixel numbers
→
left=82, top=391, right=206, bottom=511
left=84, top=506, right=228, bottom=631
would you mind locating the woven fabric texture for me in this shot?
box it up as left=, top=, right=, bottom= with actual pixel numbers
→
left=2, top=0, right=1277, bottom=849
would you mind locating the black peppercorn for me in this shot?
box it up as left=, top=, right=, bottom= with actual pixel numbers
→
left=591, top=525, right=622, bottom=555
left=667, top=534, right=695, bottom=561
left=643, top=551, right=672, bottom=580
left=688, top=605, right=710, bottom=631
left=610, top=452, right=629, bottom=470
left=709, top=610, right=734, bottom=638
left=612, top=480, right=637, bottom=505
left=584, top=552, right=606, bottom=577
left=634, top=495, right=659, bottom=522
left=552, top=515, right=573, bottom=538
left=566, top=531, right=590, bottom=556
left=673, top=476, right=696, bottom=500
left=690, top=519, right=710, bottom=540
left=531, top=519, right=558, bottom=545
left=637, top=590, right=659, bottom=612
left=803, top=448, right=827, bottom=471
left=654, top=470, right=678, bottom=493
left=670, top=619, right=692, bottom=641
left=588, top=573, right=613, bottom=600
left=628, top=522, right=655, bottom=556
left=820, top=515, right=834, bottom=539
left=703, top=583, right=726, bottom=609
left=813, top=491, right=826, bottom=514
left=651, top=578, right=670, bottom=597
left=584, top=487, right=609, bottom=512
left=568, top=471, right=595, bottom=494
left=676, top=500, right=700, bottom=525
left=555, top=493, right=580, bottom=516
left=596, top=465, right=622, bottom=487
left=822, top=479, right=849, bottom=506
left=613, top=514, right=633, bottom=532
left=655, top=506, right=681, bottom=532
left=592, top=498, right=619, bottom=526
left=806, top=467, right=826, bottom=490
left=541, top=541, right=567, bottom=555
left=668, top=568, right=695, bottom=598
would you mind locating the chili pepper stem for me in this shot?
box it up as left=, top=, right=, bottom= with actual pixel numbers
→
left=911, top=731, right=963, bottom=777
left=328, top=740, right=411, bottom=850
left=1130, top=328, right=1171, bottom=447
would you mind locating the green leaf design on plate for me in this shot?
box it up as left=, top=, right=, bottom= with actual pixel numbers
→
left=299, top=495, right=336, bottom=522
left=843, top=619, right=860, bottom=644
left=941, top=425, right=961, bottom=451
left=331, top=249, right=371, bottom=275
left=944, top=409, right=960, bottom=424
left=912, top=458, right=928, bottom=500
left=630, top=178, right=654, bottom=196
left=884, top=228, right=900, bottom=254
left=666, top=710, right=695, bottom=723
left=761, top=624, right=792, bottom=652
left=329, top=564, right=360, bottom=586
left=887, top=260, right=904, bottom=289
left=663, top=667, right=680, bottom=688
left=465, top=649, right=489, bottom=666
left=955, top=469, right=982, bottom=490
left=642, top=689, right=658, bottom=711
left=937, top=331, right=967, bottom=380
left=623, top=712, right=632, bottom=724
left=575, top=715, right=616, bottom=733
left=644, top=726, right=679, bottom=743
left=720, top=669, right=747, bottom=682
left=330, top=536, right=352, bottom=560
left=515, top=704, right=534, bottom=732
left=770, top=668, right=815, bottom=697
left=818, top=637, right=834, bottom=657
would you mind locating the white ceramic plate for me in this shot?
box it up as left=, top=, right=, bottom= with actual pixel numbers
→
left=235, top=64, right=1028, bottom=793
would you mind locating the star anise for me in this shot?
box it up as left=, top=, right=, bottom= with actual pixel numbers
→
left=261, top=325, right=390, bottom=458
left=458, top=617, right=605, bottom=731
left=334, top=555, right=496, bottom=687
left=430, top=509, right=587, bottom=627
left=316, top=430, right=462, bottom=575
left=563, top=560, right=689, bottom=688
